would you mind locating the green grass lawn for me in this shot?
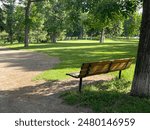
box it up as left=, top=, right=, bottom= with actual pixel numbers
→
left=0, top=39, right=138, bottom=81
left=2, top=38, right=150, bottom=112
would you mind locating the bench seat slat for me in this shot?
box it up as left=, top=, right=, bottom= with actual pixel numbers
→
left=110, top=62, right=127, bottom=71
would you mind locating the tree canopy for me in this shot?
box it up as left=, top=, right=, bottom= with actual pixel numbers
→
left=0, top=0, right=142, bottom=45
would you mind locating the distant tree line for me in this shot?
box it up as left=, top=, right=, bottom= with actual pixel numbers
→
left=0, top=0, right=142, bottom=47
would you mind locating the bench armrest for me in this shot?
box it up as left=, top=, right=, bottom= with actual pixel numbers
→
left=66, top=72, right=80, bottom=78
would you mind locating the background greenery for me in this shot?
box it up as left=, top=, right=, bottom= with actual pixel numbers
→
left=0, top=0, right=141, bottom=44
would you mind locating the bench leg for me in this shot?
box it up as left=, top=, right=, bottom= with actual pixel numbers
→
left=79, top=78, right=82, bottom=93
left=119, top=70, right=122, bottom=79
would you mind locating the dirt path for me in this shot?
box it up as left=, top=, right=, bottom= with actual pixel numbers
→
left=0, top=47, right=112, bottom=113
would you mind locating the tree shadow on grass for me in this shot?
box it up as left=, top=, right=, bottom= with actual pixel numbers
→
left=1, top=75, right=149, bottom=113
left=39, top=42, right=137, bottom=69
left=62, top=80, right=150, bottom=113
left=0, top=41, right=137, bottom=73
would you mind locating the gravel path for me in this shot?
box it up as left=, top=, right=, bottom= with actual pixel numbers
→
left=0, top=47, right=112, bottom=113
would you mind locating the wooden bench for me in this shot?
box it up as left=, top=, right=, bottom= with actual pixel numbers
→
left=66, top=58, right=134, bottom=92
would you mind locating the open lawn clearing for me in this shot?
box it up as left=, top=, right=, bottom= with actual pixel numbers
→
left=1, top=39, right=138, bottom=81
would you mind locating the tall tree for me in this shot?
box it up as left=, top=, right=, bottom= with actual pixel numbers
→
left=0, top=7, right=5, bottom=31
left=30, top=2, right=46, bottom=43
left=131, top=0, right=150, bottom=97
left=14, top=5, right=25, bottom=43
left=2, top=0, right=16, bottom=44
left=44, top=0, right=65, bottom=43
left=123, top=12, right=142, bottom=38
left=24, top=0, right=44, bottom=47
left=88, top=0, right=140, bottom=43
left=64, top=0, right=89, bottom=39
left=24, top=0, right=32, bottom=47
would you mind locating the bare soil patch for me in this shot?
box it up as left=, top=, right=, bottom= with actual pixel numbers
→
left=0, top=47, right=59, bottom=90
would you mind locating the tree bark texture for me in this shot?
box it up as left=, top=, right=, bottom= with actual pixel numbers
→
left=131, top=0, right=150, bottom=97
left=99, top=28, right=105, bottom=43
left=24, top=0, right=31, bottom=47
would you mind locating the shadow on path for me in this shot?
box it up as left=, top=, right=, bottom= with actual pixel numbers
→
left=0, top=77, right=111, bottom=113
left=0, top=47, right=59, bottom=72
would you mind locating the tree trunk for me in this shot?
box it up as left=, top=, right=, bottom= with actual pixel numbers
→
left=90, top=34, right=93, bottom=40
left=7, top=2, right=14, bottom=44
left=17, top=35, right=21, bottom=43
left=50, top=34, right=57, bottom=43
left=24, top=0, right=31, bottom=47
left=10, top=34, right=13, bottom=44
left=79, top=26, right=84, bottom=39
left=99, top=28, right=105, bottom=43
left=131, top=0, right=150, bottom=97
left=8, top=33, right=13, bottom=44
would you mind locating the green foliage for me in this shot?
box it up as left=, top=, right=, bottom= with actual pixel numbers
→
left=13, top=5, right=25, bottom=43
left=3, top=0, right=16, bottom=43
left=0, top=0, right=142, bottom=44
left=91, top=0, right=121, bottom=24
left=61, top=78, right=150, bottom=112
left=64, top=0, right=89, bottom=39
left=100, top=78, right=131, bottom=92
left=105, top=21, right=124, bottom=38
left=0, top=7, right=5, bottom=31
left=87, top=0, right=141, bottom=38
left=123, top=12, right=142, bottom=37
left=65, top=12, right=83, bottom=39
left=29, top=30, right=47, bottom=43
left=29, top=3, right=46, bottom=43
left=0, top=31, right=8, bottom=42
left=44, top=0, right=65, bottom=43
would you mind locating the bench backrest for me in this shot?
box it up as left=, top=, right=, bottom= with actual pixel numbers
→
left=79, top=58, right=134, bottom=77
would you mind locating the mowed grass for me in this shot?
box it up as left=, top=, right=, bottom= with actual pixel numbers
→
left=2, top=39, right=150, bottom=112
left=1, top=39, right=138, bottom=81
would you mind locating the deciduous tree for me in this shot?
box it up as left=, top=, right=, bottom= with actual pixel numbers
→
left=44, top=0, right=65, bottom=43
left=0, top=7, right=5, bottom=31
left=131, top=0, right=150, bottom=97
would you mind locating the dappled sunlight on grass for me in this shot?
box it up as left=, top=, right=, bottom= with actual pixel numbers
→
left=1, top=39, right=138, bottom=80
